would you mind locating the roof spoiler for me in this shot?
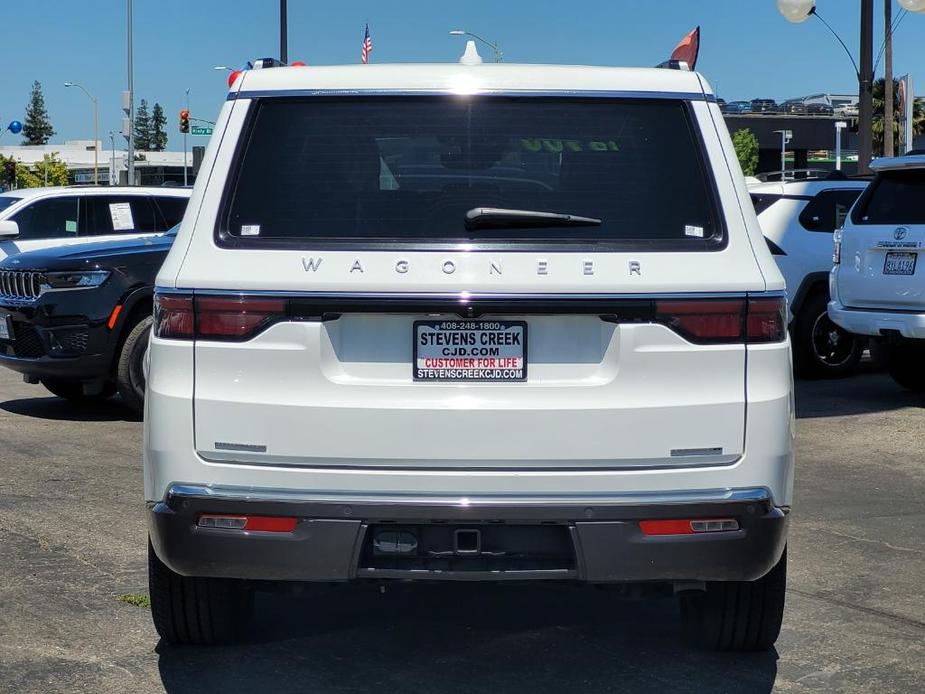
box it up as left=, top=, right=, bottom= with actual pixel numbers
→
left=655, top=60, right=690, bottom=71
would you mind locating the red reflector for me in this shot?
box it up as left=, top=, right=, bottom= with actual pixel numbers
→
left=154, top=293, right=194, bottom=339
left=639, top=520, right=695, bottom=536
left=107, top=304, right=123, bottom=330
left=198, top=514, right=297, bottom=533
left=196, top=296, right=287, bottom=339
left=746, top=298, right=787, bottom=343
left=655, top=300, right=744, bottom=342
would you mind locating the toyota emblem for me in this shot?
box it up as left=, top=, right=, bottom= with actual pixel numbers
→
left=894, top=227, right=909, bottom=240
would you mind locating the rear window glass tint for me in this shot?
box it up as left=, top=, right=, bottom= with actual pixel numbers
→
left=852, top=169, right=925, bottom=224
left=223, top=97, right=723, bottom=249
left=751, top=193, right=782, bottom=216
left=798, top=189, right=863, bottom=232
left=84, top=196, right=160, bottom=235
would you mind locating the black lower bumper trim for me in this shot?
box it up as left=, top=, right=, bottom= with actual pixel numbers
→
left=148, top=488, right=788, bottom=584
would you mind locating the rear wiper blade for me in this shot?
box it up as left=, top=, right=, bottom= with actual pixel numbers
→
left=465, top=207, right=602, bottom=230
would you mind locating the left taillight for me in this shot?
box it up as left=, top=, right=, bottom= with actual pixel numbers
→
left=154, top=293, right=194, bottom=339
left=153, top=292, right=288, bottom=341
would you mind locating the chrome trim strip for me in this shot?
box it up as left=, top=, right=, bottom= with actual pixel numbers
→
left=229, top=88, right=711, bottom=102
left=157, top=288, right=762, bottom=301
left=166, top=483, right=772, bottom=508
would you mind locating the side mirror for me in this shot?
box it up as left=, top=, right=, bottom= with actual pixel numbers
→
left=0, top=220, right=20, bottom=238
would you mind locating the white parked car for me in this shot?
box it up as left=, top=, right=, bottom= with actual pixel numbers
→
left=145, top=56, right=793, bottom=650
left=0, top=186, right=190, bottom=260
left=749, top=175, right=868, bottom=377
left=829, top=155, right=925, bottom=390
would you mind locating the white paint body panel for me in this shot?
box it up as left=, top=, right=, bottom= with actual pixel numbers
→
left=145, top=64, right=793, bottom=509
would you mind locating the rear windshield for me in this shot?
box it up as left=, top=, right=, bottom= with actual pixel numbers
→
left=222, top=97, right=723, bottom=250
left=852, top=169, right=925, bottom=225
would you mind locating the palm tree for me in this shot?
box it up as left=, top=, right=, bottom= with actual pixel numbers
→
left=872, top=78, right=924, bottom=157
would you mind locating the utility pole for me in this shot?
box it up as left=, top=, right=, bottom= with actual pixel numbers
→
left=126, top=0, right=135, bottom=185
left=184, top=88, right=190, bottom=186
left=280, top=0, right=288, bottom=63
left=858, top=0, right=874, bottom=173
left=883, top=0, right=894, bottom=158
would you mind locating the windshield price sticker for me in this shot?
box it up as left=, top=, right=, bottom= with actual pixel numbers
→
left=413, top=320, right=527, bottom=382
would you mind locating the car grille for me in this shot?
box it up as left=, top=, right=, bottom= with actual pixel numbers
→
left=10, top=323, right=45, bottom=359
left=0, top=271, right=43, bottom=301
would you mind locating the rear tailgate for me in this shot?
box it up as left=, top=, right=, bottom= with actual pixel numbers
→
left=839, top=167, right=925, bottom=310
left=179, top=91, right=771, bottom=472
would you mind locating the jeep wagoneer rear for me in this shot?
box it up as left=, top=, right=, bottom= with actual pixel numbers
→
left=144, top=60, right=793, bottom=650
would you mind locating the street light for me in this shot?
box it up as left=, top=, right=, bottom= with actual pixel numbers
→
left=449, top=30, right=503, bottom=62
left=64, top=81, right=99, bottom=186
left=773, top=129, right=792, bottom=181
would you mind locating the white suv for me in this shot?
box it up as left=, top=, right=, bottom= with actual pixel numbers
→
left=144, top=58, right=793, bottom=650
left=749, top=175, right=868, bottom=377
left=0, top=186, right=190, bottom=261
left=829, top=155, right=925, bottom=390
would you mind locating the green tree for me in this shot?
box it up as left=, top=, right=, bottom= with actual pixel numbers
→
left=32, top=153, right=70, bottom=187
left=732, top=128, right=760, bottom=176
left=22, top=81, right=55, bottom=145
left=873, top=78, right=925, bottom=157
left=134, top=99, right=152, bottom=151
left=150, top=102, right=168, bottom=151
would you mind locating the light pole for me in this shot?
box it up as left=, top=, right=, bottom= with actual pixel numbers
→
left=835, top=121, right=848, bottom=170
left=64, top=82, right=99, bottom=185
left=773, top=129, right=792, bottom=181
left=184, top=88, right=190, bottom=186
left=280, top=0, right=288, bottom=63
left=449, top=30, right=503, bottom=62
left=777, top=1, right=925, bottom=170
left=126, top=0, right=135, bottom=186
left=109, top=131, right=117, bottom=185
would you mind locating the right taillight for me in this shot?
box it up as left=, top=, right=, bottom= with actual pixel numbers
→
left=746, top=297, right=787, bottom=343
left=655, top=297, right=785, bottom=344
left=153, top=292, right=288, bottom=341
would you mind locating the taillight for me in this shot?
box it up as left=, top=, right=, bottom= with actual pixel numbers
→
left=153, top=292, right=287, bottom=341
left=197, top=296, right=287, bottom=340
left=746, top=297, right=787, bottom=343
left=655, top=300, right=744, bottom=343
left=832, top=228, right=843, bottom=264
left=655, top=297, right=786, bottom=344
left=154, top=293, right=194, bottom=339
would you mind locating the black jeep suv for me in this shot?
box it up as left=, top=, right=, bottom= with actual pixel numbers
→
left=0, top=228, right=176, bottom=413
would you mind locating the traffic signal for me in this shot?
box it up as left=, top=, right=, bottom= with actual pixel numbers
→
left=3, top=160, right=15, bottom=186
left=179, top=110, right=190, bottom=134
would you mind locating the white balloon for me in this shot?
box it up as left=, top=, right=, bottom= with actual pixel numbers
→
left=898, top=0, right=925, bottom=13
left=777, top=0, right=816, bottom=23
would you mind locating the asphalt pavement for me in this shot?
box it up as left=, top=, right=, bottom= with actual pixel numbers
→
left=0, top=364, right=923, bottom=693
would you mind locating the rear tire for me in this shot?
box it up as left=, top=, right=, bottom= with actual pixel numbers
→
left=793, top=293, right=863, bottom=379
left=116, top=315, right=152, bottom=415
left=680, top=548, right=787, bottom=652
left=886, top=341, right=925, bottom=391
left=41, top=379, right=116, bottom=402
left=148, top=538, right=254, bottom=645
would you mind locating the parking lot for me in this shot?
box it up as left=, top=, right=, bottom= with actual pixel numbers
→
left=0, top=364, right=923, bottom=693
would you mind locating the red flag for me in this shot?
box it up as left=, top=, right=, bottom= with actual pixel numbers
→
left=670, top=26, right=700, bottom=70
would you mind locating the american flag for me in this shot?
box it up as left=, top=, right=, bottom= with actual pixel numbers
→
left=361, top=24, right=373, bottom=64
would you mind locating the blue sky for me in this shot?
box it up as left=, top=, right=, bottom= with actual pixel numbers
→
left=1, top=0, right=923, bottom=149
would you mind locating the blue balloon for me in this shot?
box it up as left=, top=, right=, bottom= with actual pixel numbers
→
left=7, top=120, right=22, bottom=134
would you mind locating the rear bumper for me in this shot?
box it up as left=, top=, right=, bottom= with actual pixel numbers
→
left=828, top=299, right=925, bottom=339
left=148, top=484, right=788, bottom=584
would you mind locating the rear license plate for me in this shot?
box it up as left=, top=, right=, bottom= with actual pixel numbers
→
left=884, top=252, right=917, bottom=276
left=413, top=320, right=527, bottom=382
left=0, top=316, right=12, bottom=341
